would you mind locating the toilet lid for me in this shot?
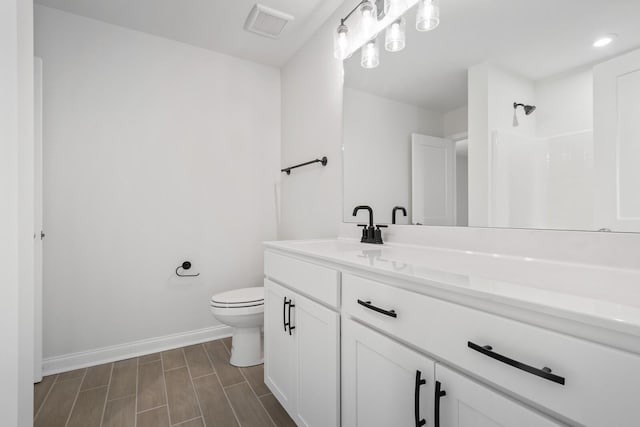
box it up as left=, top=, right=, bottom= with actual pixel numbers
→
left=210, top=287, right=264, bottom=307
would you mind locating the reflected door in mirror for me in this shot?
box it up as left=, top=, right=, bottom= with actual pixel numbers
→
left=411, top=134, right=456, bottom=226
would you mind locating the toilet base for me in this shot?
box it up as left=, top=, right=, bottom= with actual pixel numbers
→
left=229, top=327, right=263, bottom=367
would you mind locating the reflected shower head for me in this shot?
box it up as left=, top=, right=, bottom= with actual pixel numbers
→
left=512, top=102, right=536, bottom=127
left=513, top=102, right=536, bottom=115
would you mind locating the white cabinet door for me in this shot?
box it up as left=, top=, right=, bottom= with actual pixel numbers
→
left=264, top=279, right=297, bottom=413
left=342, top=318, right=435, bottom=427
left=436, top=365, right=562, bottom=427
left=264, top=278, right=340, bottom=427
left=594, top=48, right=640, bottom=231
left=411, top=133, right=456, bottom=226
left=293, top=292, right=340, bottom=427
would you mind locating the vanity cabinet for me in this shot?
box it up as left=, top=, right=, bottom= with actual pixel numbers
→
left=342, top=318, right=435, bottom=427
left=264, top=245, right=640, bottom=427
left=435, top=365, right=562, bottom=427
left=264, top=277, right=340, bottom=427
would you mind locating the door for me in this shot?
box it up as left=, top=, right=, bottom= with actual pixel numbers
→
left=264, top=279, right=297, bottom=412
left=294, top=292, right=340, bottom=427
left=411, top=134, right=456, bottom=226
left=342, top=318, right=435, bottom=427
left=435, top=365, right=562, bottom=427
left=594, top=48, right=640, bottom=231
left=34, top=57, right=43, bottom=383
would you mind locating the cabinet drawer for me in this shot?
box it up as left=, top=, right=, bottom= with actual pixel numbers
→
left=264, top=251, right=340, bottom=308
left=343, top=273, right=640, bottom=426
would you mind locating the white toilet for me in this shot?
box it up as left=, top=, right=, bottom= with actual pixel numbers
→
left=210, top=286, right=264, bottom=367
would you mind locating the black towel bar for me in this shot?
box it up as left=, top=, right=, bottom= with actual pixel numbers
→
left=281, top=156, right=327, bottom=175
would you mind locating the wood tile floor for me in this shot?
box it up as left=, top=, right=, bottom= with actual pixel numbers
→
left=34, top=337, right=296, bottom=427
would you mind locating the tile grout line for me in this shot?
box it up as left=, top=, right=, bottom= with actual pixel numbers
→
left=182, top=346, right=206, bottom=426
left=170, top=415, right=203, bottom=427
left=203, top=341, right=242, bottom=427
left=64, top=369, right=88, bottom=427
left=163, top=364, right=188, bottom=373
left=99, top=363, right=115, bottom=427
left=221, top=337, right=277, bottom=427
left=160, top=350, right=173, bottom=426
left=34, top=374, right=58, bottom=421
left=136, top=403, right=168, bottom=415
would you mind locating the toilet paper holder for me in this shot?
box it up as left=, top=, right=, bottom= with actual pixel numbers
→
left=176, top=261, right=200, bottom=277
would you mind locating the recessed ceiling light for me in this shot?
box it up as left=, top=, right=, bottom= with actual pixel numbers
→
left=593, top=34, right=617, bottom=48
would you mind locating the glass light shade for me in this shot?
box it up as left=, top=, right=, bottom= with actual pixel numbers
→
left=361, top=38, right=380, bottom=69
left=416, top=0, right=440, bottom=32
left=360, top=0, right=378, bottom=39
left=333, top=24, right=350, bottom=60
left=385, top=18, right=406, bottom=52
left=384, top=0, right=406, bottom=17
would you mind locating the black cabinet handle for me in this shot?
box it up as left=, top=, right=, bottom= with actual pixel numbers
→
left=414, top=371, right=426, bottom=427
left=467, top=341, right=565, bottom=385
left=286, top=299, right=296, bottom=335
left=282, top=297, right=288, bottom=332
left=434, top=380, right=446, bottom=427
left=357, top=299, right=397, bottom=318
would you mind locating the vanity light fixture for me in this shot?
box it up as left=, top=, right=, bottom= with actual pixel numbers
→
left=385, top=0, right=407, bottom=16
left=362, top=38, right=381, bottom=68
left=334, top=23, right=351, bottom=59
left=385, top=17, right=406, bottom=52
left=334, top=0, right=442, bottom=67
left=360, top=0, right=378, bottom=38
left=593, top=34, right=617, bottom=48
left=416, top=0, right=440, bottom=31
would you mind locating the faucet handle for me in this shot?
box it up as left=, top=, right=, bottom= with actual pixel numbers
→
left=376, top=224, right=388, bottom=229
left=357, top=224, right=368, bottom=243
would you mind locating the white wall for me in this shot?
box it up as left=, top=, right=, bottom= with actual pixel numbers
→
left=279, top=4, right=349, bottom=240
left=1, top=0, right=34, bottom=424
left=343, top=88, right=444, bottom=224
left=468, top=63, right=536, bottom=227
left=455, top=149, right=468, bottom=226
left=35, top=7, right=281, bottom=361
left=444, top=106, right=468, bottom=137
left=536, top=67, right=593, bottom=137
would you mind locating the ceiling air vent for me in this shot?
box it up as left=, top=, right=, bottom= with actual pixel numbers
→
left=244, top=4, right=294, bottom=39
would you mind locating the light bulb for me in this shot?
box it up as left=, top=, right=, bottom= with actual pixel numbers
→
left=593, top=34, right=617, bottom=48
left=385, top=18, right=406, bottom=52
left=361, top=38, right=380, bottom=69
left=416, top=0, right=440, bottom=32
left=384, top=0, right=406, bottom=17
left=334, top=24, right=350, bottom=60
left=360, top=0, right=378, bottom=39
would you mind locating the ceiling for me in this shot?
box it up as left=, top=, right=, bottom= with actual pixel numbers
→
left=35, top=0, right=346, bottom=66
left=345, top=0, right=640, bottom=112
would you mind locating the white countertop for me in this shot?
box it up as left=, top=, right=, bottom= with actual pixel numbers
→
left=264, top=238, right=640, bottom=350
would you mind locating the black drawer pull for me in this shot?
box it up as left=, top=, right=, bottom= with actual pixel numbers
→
left=357, top=299, right=397, bottom=318
left=287, top=300, right=296, bottom=335
left=282, top=297, right=288, bottom=332
left=414, top=371, right=426, bottom=427
left=434, top=380, right=446, bottom=427
left=467, top=341, right=565, bottom=385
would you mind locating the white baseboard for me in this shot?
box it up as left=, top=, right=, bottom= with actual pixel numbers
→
left=42, top=325, right=233, bottom=376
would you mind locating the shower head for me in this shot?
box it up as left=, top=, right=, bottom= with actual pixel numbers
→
left=512, top=102, right=536, bottom=127
left=513, top=102, right=536, bottom=115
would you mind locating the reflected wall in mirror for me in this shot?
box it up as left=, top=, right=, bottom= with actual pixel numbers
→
left=342, top=0, right=640, bottom=232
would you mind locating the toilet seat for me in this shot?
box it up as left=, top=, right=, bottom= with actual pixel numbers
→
left=210, top=287, right=264, bottom=309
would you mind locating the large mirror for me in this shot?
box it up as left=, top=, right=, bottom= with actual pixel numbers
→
left=343, top=0, right=640, bottom=232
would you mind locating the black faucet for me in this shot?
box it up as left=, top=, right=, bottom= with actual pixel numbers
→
left=392, top=206, right=407, bottom=225
left=353, top=205, right=387, bottom=244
